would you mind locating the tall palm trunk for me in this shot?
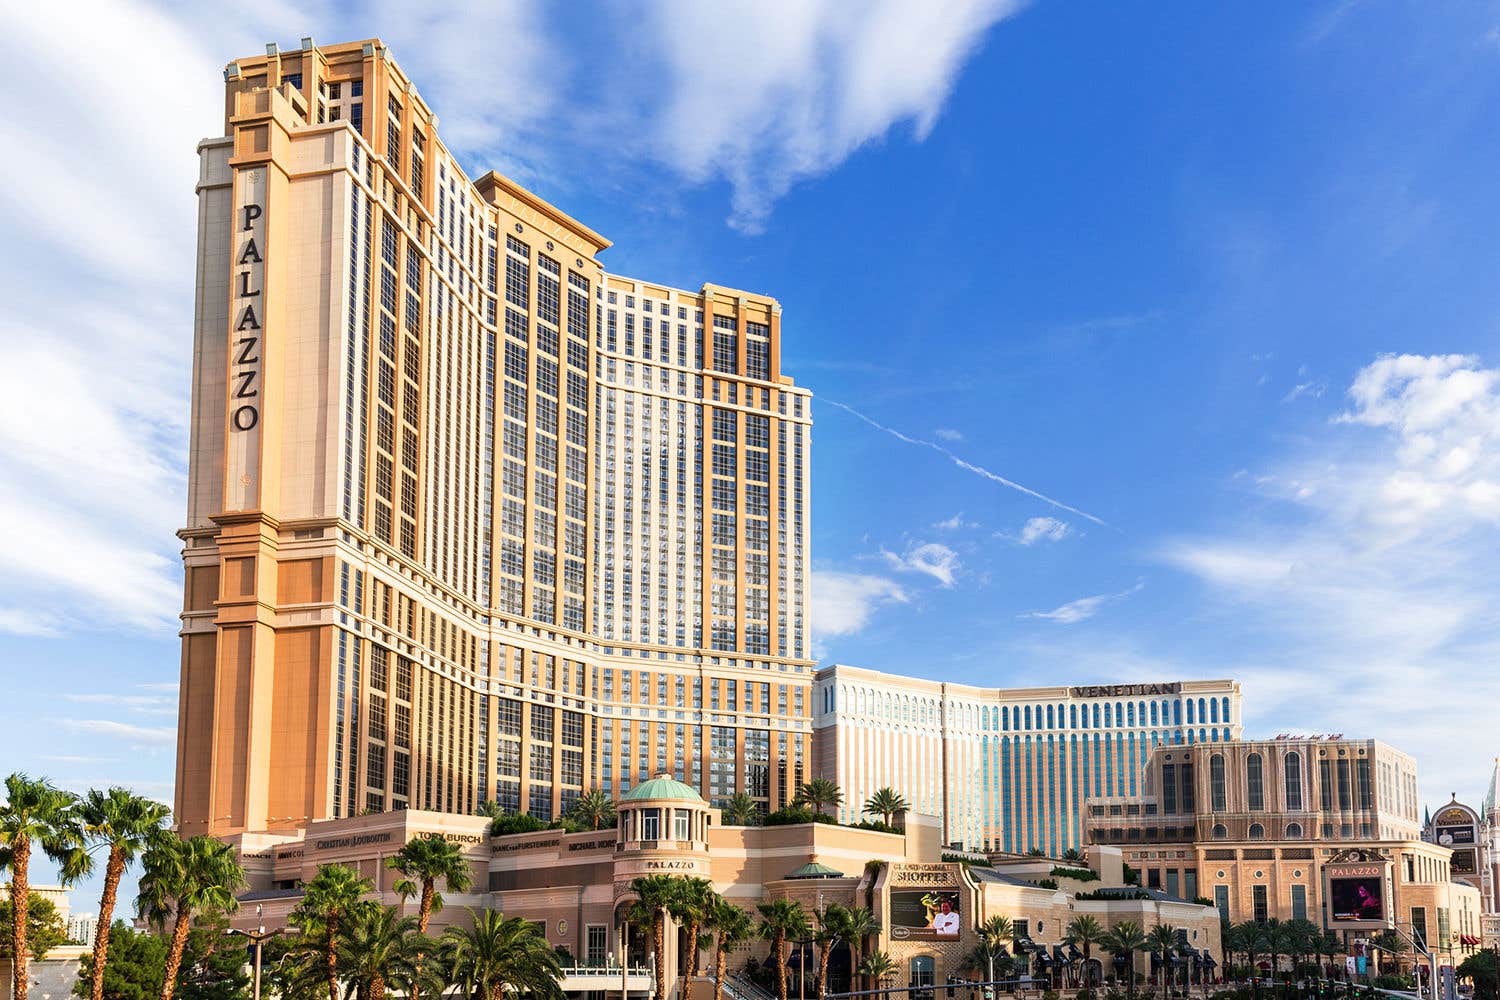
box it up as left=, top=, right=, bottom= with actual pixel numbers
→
left=655, top=914, right=667, bottom=1000
left=411, top=881, right=435, bottom=1000
left=715, top=947, right=728, bottom=1000
left=774, top=932, right=788, bottom=1000
left=326, top=918, right=340, bottom=1000
left=11, top=837, right=31, bottom=1000
left=369, top=975, right=386, bottom=1000
left=90, top=847, right=127, bottom=1000
left=817, top=946, right=831, bottom=1000
left=160, top=907, right=193, bottom=1000
left=682, top=918, right=700, bottom=1000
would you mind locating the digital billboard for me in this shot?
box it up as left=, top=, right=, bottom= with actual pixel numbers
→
left=1329, top=876, right=1385, bottom=923
left=890, top=890, right=962, bottom=939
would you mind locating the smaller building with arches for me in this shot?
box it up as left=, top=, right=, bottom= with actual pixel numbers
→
left=1083, top=737, right=1484, bottom=967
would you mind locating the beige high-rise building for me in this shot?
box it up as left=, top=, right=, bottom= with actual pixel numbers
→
left=177, top=38, right=812, bottom=839
left=814, top=664, right=1242, bottom=855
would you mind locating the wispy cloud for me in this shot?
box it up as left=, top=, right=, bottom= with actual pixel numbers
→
left=932, top=512, right=978, bottom=531
left=1283, top=380, right=1327, bottom=402
left=58, top=719, right=176, bottom=745
left=61, top=693, right=177, bottom=716
left=1163, top=353, right=1500, bottom=797
left=626, top=0, right=1027, bottom=232
left=0, top=607, right=62, bottom=637
left=934, top=428, right=964, bottom=442
left=1022, top=581, right=1142, bottom=624
left=824, top=399, right=1107, bottom=525
left=1017, top=516, right=1071, bottom=545
left=881, top=542, right=961, bottom=587
left=810, top=571, right=909, bottom=637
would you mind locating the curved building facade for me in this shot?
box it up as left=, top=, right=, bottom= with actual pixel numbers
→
left=813, top=664, right=1241, bottom=855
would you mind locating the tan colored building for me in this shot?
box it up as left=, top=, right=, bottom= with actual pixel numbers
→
left=178, top=37, right=813, bottom=840
left=226, top=777, right=1222, bottom=998
left=815, top=665, right=1242, bottom=855
left=1083, top=737, right=1484, bottom=966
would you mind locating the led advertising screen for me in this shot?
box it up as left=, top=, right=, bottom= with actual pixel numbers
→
left=1329, top=876, right=1385, bottom=923
left=890, top=890, right=962, bottom=940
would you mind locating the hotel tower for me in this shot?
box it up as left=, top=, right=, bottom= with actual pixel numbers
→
left=177, top=38, right=812, bottom=838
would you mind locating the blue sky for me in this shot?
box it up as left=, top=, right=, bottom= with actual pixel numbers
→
left=3, top=1, right=1498, bottom=909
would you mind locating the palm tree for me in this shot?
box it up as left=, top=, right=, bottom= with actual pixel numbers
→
left=387, top=833, right=473, bottom=933
left=721, top=794, right=760, bottom=827
left=629, top=875, right=679, bottom=1000
left=1315, top=929, right=1342, bottom=979
left=975, top=915, right=1014, bottom=984
left=1233, top=922, right=1265, bottom=977
left=76, top=787, right=171, bottom=1000
left=862, top=789, right=908, bottom=829
left=857, top=952, right=897, bottom=995
left=706, top=898, right=755, bottom=1000
left=1062, top=848, right=1086, bottom=864
left=1106, top=921, right=1148, bottom=1000
left=667, top=878, right=717, bottom=1000
left=758, top=899, right=811, bottom=1000
left=338, top=904, right=423, bottom=1000
left=841, top=907, right=877, bottom=975
left=1067, top=915, right=1107, bottom=997
left=442, top=910, right=563, bottom=1000
left=1260, top=918, right=1293, bottom=979
left=813, top=903, right=852, bottom=1000
left=793, top=780, right=843, bottom=818
left=135, top=834, right=246, bottom=1000
left=0, top=774, right=87, bottom=1000
left=1147, top=925, right=1179, bottom=1000
left=566, top=789, right=616, bottom=832
left=291, top=864, right=374, bottom=1000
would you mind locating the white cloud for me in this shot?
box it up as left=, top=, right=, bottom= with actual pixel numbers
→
left=58, top=720, right=177, bottom=745
left=932, top=512, right=978, bottom=531
left=0, top=607, right=62, bottom=637
left=62, top=694, right=178, bottom=716
left=634, top=0, right=1026, bottom=232
left=1022, top=581, right=1142, bottom=624
left=1283, top=380, right=1327, bottom=402
left=1018, top=516, right=1071, bottom=545
left=881, top=542, right=961, bottom=587
left=934, top=428, right=964, bottom=442
left=810, top=571, right=909, bottom=637
left=1163, top=353, right=1500, bottom=798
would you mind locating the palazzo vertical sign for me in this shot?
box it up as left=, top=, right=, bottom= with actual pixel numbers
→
left=226, top=167, right=266, bottom=511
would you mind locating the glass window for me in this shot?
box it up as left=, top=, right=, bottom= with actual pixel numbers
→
left=674, top=809, right=691, bottom=841
left=1253, top=884, right=1268, bottom=923
left=1210, top=754, right=1226, bottom=812
left=1214, top=885, right=1230, bottom=921
left=1284, top=752, right=1303, bottom=811
left=641, top=808, right=661, bottom=841
left=1247, top=753, right=1265, bottom=810
left=1291, top=884, right=1308, bottom=922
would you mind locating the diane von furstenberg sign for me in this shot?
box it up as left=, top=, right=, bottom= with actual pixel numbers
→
left=227, top=167, right=266, bottom=510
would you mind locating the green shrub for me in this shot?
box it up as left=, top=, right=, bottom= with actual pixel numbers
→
left=490, top=811, right=549, bottom=835
left=1049, top=865, right=1100, bottom=881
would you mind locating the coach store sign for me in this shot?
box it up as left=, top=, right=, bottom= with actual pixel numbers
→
left=226, top=166, right=267, bottom=511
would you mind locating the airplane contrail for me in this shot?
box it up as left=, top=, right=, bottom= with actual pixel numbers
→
left=822, top=398, right=1108, bottom=527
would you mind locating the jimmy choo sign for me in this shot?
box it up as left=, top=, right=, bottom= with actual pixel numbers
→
left=225, top=166, right=266, bottom=511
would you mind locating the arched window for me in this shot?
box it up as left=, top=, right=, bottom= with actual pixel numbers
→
left=1285, top=822, right=1303, bottom=839
left=1248, top=823, right=1265, bottom=840
left=1187, top=699, right=1195, bottom=724
left=1047, top=705, right=1055, bottom=729
left=1210, top=754, right=1227, bottom=812
left=1173, top=700, right=1183, bottom=726
left=1221, top=697, right=1231, bottom=725
left=1210, top=699, right=1220, bottom=723
left=1198, top=698, right=1207, bottom=725
left=1070, top=705, right=1078, bottom=729
left=1127, top=703, right=1136, bottom=727
left=1212, top=823, right=1227, bottom=840
left=1247, top=753, right=1265, bottom=811
left=1092, top=704, right=1101, bottom=728
left=1284, top=752, right=1303, bottom=811
left=1150, top=702, right=1159, bottom=726
left=1024, top=706, right=1032, bottom=730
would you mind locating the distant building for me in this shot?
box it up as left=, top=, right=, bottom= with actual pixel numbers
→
left=1084, top=736, right=1483, bottom=966
left=65, top=914, right=95, bottom=946
left=814, top=663, right=1241, bottom=854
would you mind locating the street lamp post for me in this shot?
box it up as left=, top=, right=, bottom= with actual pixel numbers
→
left=225, top=905, right=283, bottom=1000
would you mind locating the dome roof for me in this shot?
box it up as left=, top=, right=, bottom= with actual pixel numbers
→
left=621, top=774, right=708, bottom=804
